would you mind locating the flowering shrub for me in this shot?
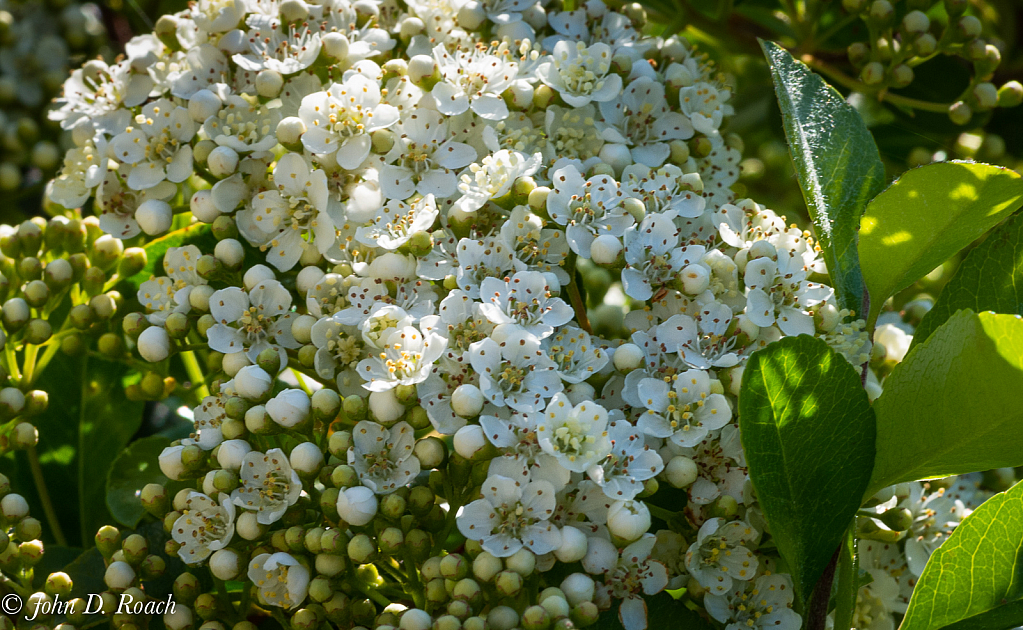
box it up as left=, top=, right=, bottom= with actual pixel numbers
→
left=1, top=1, right=1023, bottom=630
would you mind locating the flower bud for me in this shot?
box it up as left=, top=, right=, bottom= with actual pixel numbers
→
left=321, top=32, right=350, bottom=61
left=104, top=560, right=136, bottom=590
left=415, top=436, right=447, bottom=469
left=369, top=389, right=405, bottom=424
left=255, top=68, right=284, bottom=97
left=276, top=117, right=307, bottom=148
left=217, top=439, right=253, bottom=471
left=291, top=442, right=325, bottom=476
left=243, top=264, right=276, bottom=290
left=554, top=525, right=587, bottom=563
left=590, top=235, right=623, bottom=266
left=998, top=81, right=1023, bottom=108
left=506, top=548, right=535, bottom=575
left=336, top=486, right=378, bottom=526
left=1, top=297, right=29, bottom=331
left=457, top=1, right=486, bottom=29
left=136, top=199, right=173, bottom=235
left=973, top=82, right=999, bottom=110
left=453, top=424, right=487, bottom=460
left=138, top=325, right=172, bottom=362
left=612, top=343, right=644, bottom=373
left=189, top=89, right=222, bottom=122
left=0, top=492, right=28, bottom=521
left=208, top=146, right=239, bottom=177
left=267, top=389, right=310, bottom=428
left=495, top=570, right=522, bottom=596
left=141, top=483, right=168, bottom=516
left=450, top=384, right=484, bottom=418
left=488, top=606, right=519, bottom=630
left=236, top=511, right=268, bottom=540
left=347, top=533, right=377, bottom=563
left=214, top=238, right=245, bottom=269
left=234, top=365, right=272, bottom=400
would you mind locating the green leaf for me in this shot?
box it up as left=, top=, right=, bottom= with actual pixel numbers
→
left=901, top=480, right=1023, bottom=630
left=761, top=40, right=885, bottom=315
left=858, top=162, right=1023, bottom=324
left=107, top=436, right=172, bottom=528
left=739, top=335, right=875, bottom=608
left=913, top=211, right=1023, bottom=345
left=868, top=310, right=1023, bottom=495
left=593, top=592, right=715, bottom=630
left=0, top=355, right=145, bottom=546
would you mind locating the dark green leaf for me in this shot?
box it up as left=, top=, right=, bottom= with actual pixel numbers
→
left=901, top=480, right=1023, bottom=630
left=761, top=40, right=885, bottom=315
left=941, top=601, right=1023, bottom=630
left=739, top=334, right=875, bottom=607
left=107, top=435, right=172, bottom=528
left=914, top=211, right=1023, bottom=345
left=63, top=547, right=107, bottom=600
left=592, top=592, right=715, bottom=630
left=858, top=162, right=1023, bottom=324
left=869, top=310, right=1023, bottom=495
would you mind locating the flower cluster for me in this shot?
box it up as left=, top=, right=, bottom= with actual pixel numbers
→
left=23, top=0, right=1004, bottom=628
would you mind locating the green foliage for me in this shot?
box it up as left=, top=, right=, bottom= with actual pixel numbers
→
left=869, top=310, right=1023, bottom=495
left=914, top=211, right=1023, bottom=345
left=106, top=435, right=172, bottom=528
left=901, top=480, right=1023, bottom=630
left=739, top=334, right=875, bottom=608
left=592, top=592, right=715, bottom=630
left=761, top=40, right=885, bottom=315
left=0, top=355, right=145, bottom=546
left=858, top=162, right=1023, bottom=324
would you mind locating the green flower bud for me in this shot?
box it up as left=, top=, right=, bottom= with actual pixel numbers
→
left=13, top=422, right=38, bottom=449
left=860, top=61, right=885, bottom=86
left=91, top=235, right=124, bottom=270
left=194, top=592, right=218, bottom=620
left=495, top=570, right=522, bottom=597
left=689, top=136, right=712, bottom=158
left=118, top=248, right=148, bottom=279
left=320, top=488, right=340, bottom=517
left=197, top=313, right=216, bottom=338
left=379, top=527, right=404, bottom=554
left=434, top=614, right=461, bottom=630
left=440, top=553, right=468, bottom=580
left=312, top=389, right=341, bottom=422
left=972, top=82, right=1000, bottom=110
left=944, top=0, right=967, bottom=16
left=409, top=486, right=435, bottom=516
left=395, top=383, right=419, bottom=406
left=211, top=215, right=239, bottom=241
left=165, top=312, right=191, bottom=339
left=81, top=265, right=106, bottom=296
left=426, top=578, right=449, bottom=603
left=956, top=15, right=982, bottom=41
left=298, top=344, right=317, bottom=368
left=23, top=279, right=50, bottom=308
left=571, top=602, right=600, bottom=627
left=878, top=507, right=914, bottom=531
left=320, top=528, right=346, bottom=554
left=141, top=483, right=167, bottom=517
left=407, top=405, right=431, bottom=430
left=213, top=469, right=239, bottom=494
left=309, top=576, right=334, bottom=603
left=343, top=394, right=367, bottom=420
left=196, top=255, right=222, bottom=280
left=122, top=534, right=148, bottom=565
left=95, top=525, right=122, bottom=558
left=2, top=297, right=29, bottom=331
left=16, top=516, right=41, bottom=540
left=867, top=0, right=893, bottom=28
left=98, top=332, right=125, bottom=358
left=949, top=101, right=973, bottom=125
left=304, top=527, right=325, bottom=554
left=331, top=464, right=358, bottom=488
left=256, top=346, right=281, bottom=375
left=891, top=64, right=914, bottom=88
left=522, top=605, right=551, bottom=630
left=19, top=256, right=43, bottom=281
left=45, top=570, right=74, bottom=597
left=380, top=493, right=407, bottom=520
left=348, top=533, right=377, bottom=563
left=998, top=81, right=1023, bottom=108
left=24, top=318, right=53, bottom=345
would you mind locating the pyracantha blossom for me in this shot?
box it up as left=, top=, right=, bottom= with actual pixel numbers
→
left=478, top=271, right=574, bottom=339
left=593, top=534, right=670, bottom=630
left=348, top=421, right=421, bottom=494
left=636, top=369, right=732, bottom=448
left=546, top=165, right=634, bottom=258
left=355, top=194, right=440, bottom=251
left=109, top=98, right=196, bottom=190
left=453, top=150, right=541, bottom=216
left=381, top=110, right=477, bottom=199
left=458, top=474, right=561, bottom=557
left=470, top=328, right=564, bottom=412
left=234, top=15, right=322, bottom=75
left=684, top=517, right=759, bottom=595
left=536, top=41, right=622, bottom=107
left=247, top=552, right=310, bottom=609
left=192, top=393, right=229, bottom=450
left=431, top=43, right=518, bottom=120
left=588, top=420, right=664, bottom=501
left=703, top=574, right=801, bottom=630
left=597, top=77, right=694, bottom=167
left=172, top=492, right=236, bottom=564
left=357, top=325, right=448, bottom=391
left=208, top=280, right=300, bottom=364
left=138, top=245, right=207, bottom=324
left=232, top=448, right=303, bottom=524
left=536, top=392, right=612, bottom=473
left=299, top=75, right=400, bottom=169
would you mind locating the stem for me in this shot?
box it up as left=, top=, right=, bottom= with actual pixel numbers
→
left=21, top=343, right=38, bottom=389
left=352, top=577, right=392, bottom=607
left=565, top=265, right=592, bottom=334
left=180, top=350, right=210, bottom=400
left=5, top=345, right=22, bottom=383
left=194, top=165, right=220, bottom=186
left=27, top=446, right=68, bottom=547
left=806, top=545, right=841, bottom=630
left=833, top=526, right=858, bottom=630
left=804, top=56, right=952, bottom=113
left=648, top=504, right=678, bottom=523
left=291, top=368, right=313, bottom=396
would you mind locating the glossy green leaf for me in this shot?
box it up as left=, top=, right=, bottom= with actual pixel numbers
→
left=0, top=356, right=145, bottom=546
left=107, top=436, right=172, bottom=528
left=914, top=211, right=1023, bottom=345
left=739, top=334, right=875, bottom=607
left=901, top=480, right=1023, bottom=630
left=858, top=162, right=1023, bottom=324
left=762, top=40, right=885, bottom=315
left=869, top=310, right=1023, bottom=495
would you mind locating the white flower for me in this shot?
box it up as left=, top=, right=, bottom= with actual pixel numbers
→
left=621, top=163, right=706, bottom=220
left=355, top=195, right=439, bottom=250
left=299, top=75, right=400, bottom=169
left=537, top=41, right=621, bottom=107
left=247, top=552, right=310, bottom=609
left=94, top=170, right=176, bottom=239
left=432, top=43, right=517, bottom=120
left=546, top=166, right=634, bottom=258
left=348, top=421, right=421, bottom=494
left=203, top=95, right=282, bottom=153
left=50, top=140, right=109, bottom=209
left=543, top=326, right=609, bottom=383
left=172, top=492, right=236, bottom=564
left=357, top=325, right=447, bottom=391
left=192, top=0, right=247, bottom=32
left=536, top=393, right=611, bottom=473
left=479, top=271, right=574, bottom=339
left=109, top=98, right=196, bottom=190
left=587, top=420, right=664, bottom=501
left=138, top=245, right=207, bottom=325
left=470, top=329, right=563, bottom=412
left=234, top=15, right=322, bottom=75
left=679, top=81, right=733, bottom=136
left=899, top=482, right=967, bottom=576
left=684, top=517, right=758, bottom=595
left=704, top=574, right=801, bottom=630
left=238, top=154, right=336, bottom=271
left=636, top=370, right=731, bottom=448
left=455, top=237, right=517, bottom=299
left=207, top=279, right=300, bottom=363
left=381, top=110, right=477, bottom=199
left=458, top=474, right=561, bottom=557
left=232, top=448, right=303, bottom=524
left=193, top=394, right=229, bottom=450
left=597, top=77, right=694, bottom=167
left=743, top=250, right=831, bottom=336
left=621, top=214, right=705, bottom=301
left=453, top=150, right=542, bottom=216
left=874, top=323, right=912, bottom=364
left=594, top=534, right=669, bottom=630
left=500, top=206, right=571, bottom=283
